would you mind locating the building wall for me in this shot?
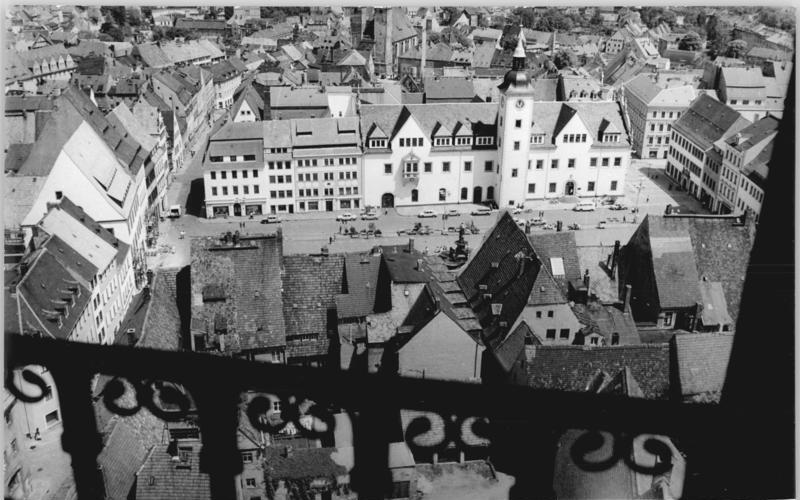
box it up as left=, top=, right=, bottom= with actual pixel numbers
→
left=4, top=390, right=33, bottom=499
left=511, top=303, right=583, bottom=344
left=215, top=74, right=242, bottom=110
left=233, top=100, right=258, bottom=122
left=497, top=90, right=534, bottom=207
left=8, top=368, right=62, bottom=439
left=623, top=88, right=686, bottom=159
left=398, top=313, right=483, bottom=382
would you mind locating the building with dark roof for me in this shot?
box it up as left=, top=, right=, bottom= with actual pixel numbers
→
left=623, top=73, right=702, bottom=159
left=173, top=18, right=227, bottom=39
left=190, top=233, right=287, bottom=361
left=151, top=66, right=215, bottom=146
left=4, top=95, right=55, bottom=144
left=422, top=76, right=478, bottom=103
left=665, top=93, right=751, bottom=210
left=670, top=332, right=734, bottom=402
left=135, top=440, right=211, bottom=500
left=618, top=214, right=755, bottom=332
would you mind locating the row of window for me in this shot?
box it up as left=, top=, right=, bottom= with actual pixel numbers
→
left=724, top=148, right=742, bottom=168
left=211, top=185, right=261, bottom=196
left=209, top=155, right=257, bottom=163
left=268, top=147, right=289, bottom=154
left=295, top=187, right=361, bottom=197
left=701, top=172, right=717, bottom=192
left=671, top=132, right=703, bottom=161
left=669, top=146, right=701, bottom=178
left=388, top=161, right=493, bottom=174
left=649, top=123, right=672, bottom=133
left=728, top=98, right=762, bottom=106
left=527, top=180, right=618, bottom=194
left=652, top=110, right=682, bottom=119
left=209, top=169, right=259, bottom=180
left=268, top=175, right=291, bottom=184
left=295, top=157, right=358, bottom=167
left=410, top=186, right=496, bottom=202
left=369, top=136, right=496, bottom=149
left=267, top=161, right=290, bottom=170
left=525, top=156, right=623, bottom=170
left=742, top=178, right=764, bottom=203
left=647, top=135, right=670, bottom=146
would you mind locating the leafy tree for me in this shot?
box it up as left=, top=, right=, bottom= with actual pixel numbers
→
left=141, top=7, right=152, bottom=21
left=706, top=17, right=731, bottom=58
left=678, top=31, right=702, bottom=51
left=726, top=39, right=748, bottom=58
left=553, top=50, right=576, bottom=69
left=126, top=7, right=142, bottom=26
left=534, top=8, right=573, bottom=32
left=514, top=7, right=536, bottom=29
left=589, top=10, right=603, bottom=26
left=224, top=7, right=234, bottom=20
left=101, top=6, right=126, bottom=26
left=100, top=22, right=124, bottom=42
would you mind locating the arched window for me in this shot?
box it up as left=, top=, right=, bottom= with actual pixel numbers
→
left=487, top=186, right=495, bottom=200
left=460, top=187, right=468, bottom=200
left=611, top=333, right=619, bottom=345
left=411, top=189, right=418, bottom=202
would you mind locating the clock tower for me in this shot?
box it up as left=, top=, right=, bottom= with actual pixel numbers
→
left=496, top=32, right=535, bottom=208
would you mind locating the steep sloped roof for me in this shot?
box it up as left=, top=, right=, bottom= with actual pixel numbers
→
left=135, top=441, right=211, bottom=500
left=672, top=93, right=750, bottom=150
left=335, top=254, right=379, bottom=319
left=672, top=332, right=734, bottom=397
left=526, top=344, right=671, bottom=399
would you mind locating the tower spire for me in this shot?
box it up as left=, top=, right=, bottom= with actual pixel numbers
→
left=512, top=28, right=526, bottom=70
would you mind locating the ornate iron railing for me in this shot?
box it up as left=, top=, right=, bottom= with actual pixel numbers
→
left=6, top=334, right=729, bottom=500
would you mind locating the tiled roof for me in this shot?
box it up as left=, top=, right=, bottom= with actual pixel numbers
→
left=291, top=117, right=361, bottom=148
left=230, top=85, right=265, bottom=120
left=359, top=103, right=497, bottom=143
left=98, top=407, right=165, bottom=500
left=269, top=86, right=329, bottom=109
left=4, top=144, right=34, bottom=175
left=457, top=213, right=541, bottom=341
left=134, top=43, right=172, bottom=68
left=528, top=232, right=582, bottom=295
left=488, top=320, right=534, bottom=372
left=423, top=77, right=475, bottom=101
left=725, top=115, right=779, bottom=152
left=263, top=446, right=349, bottom=480
left=526, top=344, right=671, bottom=399
left=208, top=59, right=241, bottom=83
left=672, top=333, right=734, bottom=397
left=672, top=93, right=750, bottom=150
left=571, top=301, right=641, bottom=345
left=649, top=231, right=702, bottom=309
left=5, top=94, right=56, bottom=113
left=139, top=270, right=183, bottom=351
left=533, top=78, right=558, bottom=101
left=174, top=18, right=226, bottom=31
left=530, top=101, right=630, bottom=145
left=697, top=280, right=732, bottom=327
left=135, top=441, right=211, bottom=500
left=107, top=102, right=156, bottom=152
left=282, top=254, right=344, bottom=356
left=335, top=254, right=379, bottom=319
left=15, top=239, right=93, bottom=339
left=3, top=176, right=45, bottom=228
left=654, top=215, right=754, bottom=322
left=191, top=235, right=286, bottom=353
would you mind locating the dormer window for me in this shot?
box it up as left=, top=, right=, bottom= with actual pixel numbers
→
left=531, top=134, right=545, bottom=144
left=455, top=137, right=472, bottom=146
left=369, top=139, right=387, bottom=148
left=475, top=136, right=494, bottom=146
left=602, top=133, right=620, bottom=143
left=435, top=137, right=452, bottom=146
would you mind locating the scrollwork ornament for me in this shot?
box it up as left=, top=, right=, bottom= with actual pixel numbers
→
left=5, top=366, right=49, bottom=403
left=100, top=377, right=192, bottom=422
left=246, top=394, right=334, bottom=439
left=570, top=430, right=673, bottom=475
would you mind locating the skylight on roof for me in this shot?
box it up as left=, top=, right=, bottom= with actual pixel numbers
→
left=550, top=257, right=565, bottom=277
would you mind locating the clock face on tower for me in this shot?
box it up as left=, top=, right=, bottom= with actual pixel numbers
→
left=516, top=99, right=525, bottom=109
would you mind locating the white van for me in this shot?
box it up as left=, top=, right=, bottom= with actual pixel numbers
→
left=168, top=205, right=182, bottom=218
left=573, top=200, right=596, bottom=212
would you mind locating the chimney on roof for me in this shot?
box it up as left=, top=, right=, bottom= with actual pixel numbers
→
left=610, top=240, right=620, bottom=279
left=622, top=283, right=632, bottom=312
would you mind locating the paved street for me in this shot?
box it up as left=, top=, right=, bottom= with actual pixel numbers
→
left=146, top=157, right=709, bottom=270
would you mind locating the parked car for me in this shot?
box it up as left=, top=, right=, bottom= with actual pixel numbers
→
left=530, top=218, right=546, bottom=226
left=609, top=203, right=628, bottom=211
left=418, top=209, right=437, bottom=218
left=471, top=207, right=492, bottom=216
left=360, top=212, right=379, bottom=220
left=445, top=209, right=460, bottom=217
left=336, top=212, right=357, bottom=222
left=513, top=217, right=526, bottom=227
left=260, top=215, right=281, bottom=224
left=567, top=223, right=581, bottom=230
left=573, top=201, right=596, bottom=212
left=512, top=207, right=523, bottom=215
left=596, top=220, right=607, bottom=229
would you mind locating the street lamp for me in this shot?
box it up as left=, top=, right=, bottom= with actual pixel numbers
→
left=633, top=179, right=644, bottom=223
